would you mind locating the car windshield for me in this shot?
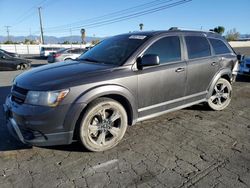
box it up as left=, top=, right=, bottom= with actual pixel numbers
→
left=78, top=34, right=149, bottom=65
left=0, top=51, right=12, bottom=58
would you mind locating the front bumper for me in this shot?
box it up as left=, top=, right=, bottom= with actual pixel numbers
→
left=3, top=96, right=78, bottom=146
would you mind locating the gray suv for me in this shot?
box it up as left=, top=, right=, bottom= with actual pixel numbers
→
left=4, top=30, right=238, bottom=151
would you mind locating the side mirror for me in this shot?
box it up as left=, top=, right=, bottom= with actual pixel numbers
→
left=237, top=54, right=245, bottom=62
left=137, top=54, right=160, bottom=70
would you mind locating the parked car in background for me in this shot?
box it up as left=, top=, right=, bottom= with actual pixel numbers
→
left=40, top=47, right=63, bottom=58
left=47, top=48, right=87, bottom=63
left=0, top=49, right=20, bottom=58
left=0, top=51, right=31, bottom=71
left=4, top=30, right=238, bottom=152
left=238, top=56, right=250, bottom=76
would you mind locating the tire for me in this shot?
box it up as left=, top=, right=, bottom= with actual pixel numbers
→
left=79, top=97, right=128, bottom=152
left=23, top=63, right=29, bottom=70
left=20, top=64, right=25, bottom=70
left=16, top=64, right=21, bottom=70
left=207, top=78, right=232, bottom=111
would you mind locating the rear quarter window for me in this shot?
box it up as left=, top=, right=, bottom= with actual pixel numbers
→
left=185, top=36, right=211, bottom=59
left=209, top=38, right=232, bottom=55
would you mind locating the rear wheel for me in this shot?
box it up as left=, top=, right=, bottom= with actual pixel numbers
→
left=79, top=98, right=128, bottom=152
left=207, top=78, right=232, bottom=111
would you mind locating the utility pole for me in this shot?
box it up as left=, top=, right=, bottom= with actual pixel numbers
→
left=70, top=28, right=72, bottom=46
left=5, top=26, right=11, bottom=41
left=38, top=7, right=44, bottom=44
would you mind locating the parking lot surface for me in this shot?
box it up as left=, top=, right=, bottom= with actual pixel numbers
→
left=0, top=53, right=250, bottom=188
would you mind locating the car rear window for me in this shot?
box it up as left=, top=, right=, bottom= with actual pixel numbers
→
left=41, top=47, right=61, bottom=51
left=185, top=36, right=211, bottom=59
left=209, top=38, right=231, bottom=55
left=144, top=36, right=181, bottom=64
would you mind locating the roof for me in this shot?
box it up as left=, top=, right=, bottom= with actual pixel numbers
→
left=119, top=29, right=223, bottom=39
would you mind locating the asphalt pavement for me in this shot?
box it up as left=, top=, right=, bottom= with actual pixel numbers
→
left=0, top=52, right=250, bottom=188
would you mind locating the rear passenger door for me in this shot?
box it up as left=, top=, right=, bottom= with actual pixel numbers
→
left=137, top=35, right=187, bottom=118
left=184, top=35, right=219, bottom=100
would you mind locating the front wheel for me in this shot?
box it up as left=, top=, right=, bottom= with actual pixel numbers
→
left=79, top=98, right=128, bottom=152
left=207, top=78, right=232, bottom=111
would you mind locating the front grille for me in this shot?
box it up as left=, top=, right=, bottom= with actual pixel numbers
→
left=11, top=85, right=28, bottom=104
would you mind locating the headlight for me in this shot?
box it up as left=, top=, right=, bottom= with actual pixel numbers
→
left=25, top=89, right=69, bottom=107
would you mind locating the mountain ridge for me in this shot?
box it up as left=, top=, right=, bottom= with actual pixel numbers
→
left=0, top=35, right=104, bottom=44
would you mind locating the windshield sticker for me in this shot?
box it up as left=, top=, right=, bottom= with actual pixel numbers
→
left=129, top=35, right=147, bottom=40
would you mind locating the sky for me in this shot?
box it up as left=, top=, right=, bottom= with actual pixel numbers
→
left=0, top=0, right=249, bottom=37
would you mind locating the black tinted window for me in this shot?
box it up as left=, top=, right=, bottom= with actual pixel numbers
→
left=144, top=36, right=181, bottom=64
left=185, top=36, right=211, bottom=59
left=209, top=38, right=231, bottom=55
left=79, top=48, right=86, bottom=53
left=71, top=49, right=84, bottom=53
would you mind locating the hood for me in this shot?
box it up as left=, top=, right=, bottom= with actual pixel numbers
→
left=15, top=61, right=115, bottom=90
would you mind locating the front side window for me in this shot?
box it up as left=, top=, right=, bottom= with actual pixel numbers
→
left=185, top=36, right=211, bottom=59
left=209, top=38, right=231, bottom=55
left=143, top=36, right=181, bottom=64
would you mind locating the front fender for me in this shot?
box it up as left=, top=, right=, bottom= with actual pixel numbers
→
left=76, top=84, right=137, bottom=122
left=64, top=84, right=138, bottom=138
left=207, top=68, right=232, bottom=99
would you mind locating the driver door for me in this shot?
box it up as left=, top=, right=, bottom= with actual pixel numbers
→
left=0, top=52, right=11, bottom=70
left=137, top=35, right=187, bottom=119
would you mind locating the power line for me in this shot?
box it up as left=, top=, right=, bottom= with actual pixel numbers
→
left=45, top=0, right=173, bottom=31
left=10, top=0, right=192, bottom=36
left=45, top=0, right=191, bottom=33
left=81, top=0, right=192, bottom=30
left=12, top=0, right=49, bottom=27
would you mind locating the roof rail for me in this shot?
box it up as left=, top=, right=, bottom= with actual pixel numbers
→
left=169, top=27, right=216, bottom=33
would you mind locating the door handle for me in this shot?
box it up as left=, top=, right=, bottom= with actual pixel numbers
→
left=175, top=67, right=185, bottom=73
left=211, top=62, right=218, bottom=66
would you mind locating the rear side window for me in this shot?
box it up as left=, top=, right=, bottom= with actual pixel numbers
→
left=144, top=36, right=181, bottom=64
left=52, top=48, right=60, bottom=51
left=67, top=49, right=74, bottom=53
left=78, top=48, right=86, bottom=53
left=71, top=49, right=83, bottom=53
left=209, top=38, right=231, bottom=55
left=185, top=36, right=211, bottom=59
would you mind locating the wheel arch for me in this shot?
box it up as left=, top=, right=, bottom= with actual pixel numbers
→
left=207, top=68, right=232, bottom=99
left=64, top=58, right=73, bottom=61
left=67, top=85, right=138, bottom=140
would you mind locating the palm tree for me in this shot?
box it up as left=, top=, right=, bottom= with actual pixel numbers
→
left=139, top=23, right=144, bottom=31
left=213, top=26, right=225, bottom=35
